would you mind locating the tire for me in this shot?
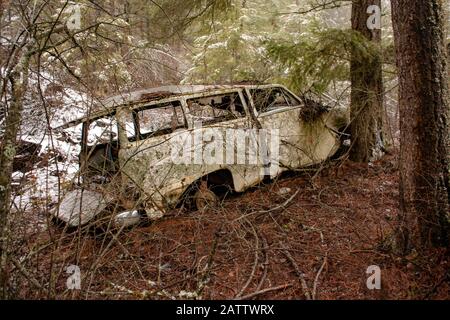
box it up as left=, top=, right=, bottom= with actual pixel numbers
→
left=193, top=187, right=219, bottom=211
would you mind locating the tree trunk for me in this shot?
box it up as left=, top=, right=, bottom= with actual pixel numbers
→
left=391, top=0, right=450, bottom=254
left=350, top=0, right=384, bottom=162
left=0, top=52, right=30, bottom=299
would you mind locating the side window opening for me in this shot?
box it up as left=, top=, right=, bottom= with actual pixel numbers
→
left=121, top=111, right=137, bottom=141
left=137, top=101, right=186, bottom=139
left=81, top=115, right=120, bottom=183
left=242, top=90, right=251, bottom=109
left=186, top=92, right=245, bottom=125
left=86, top=116, right=118, bottom=147
left=251, top=87, right=300, bottom=114
left=281, top=89, right=300, bottom=107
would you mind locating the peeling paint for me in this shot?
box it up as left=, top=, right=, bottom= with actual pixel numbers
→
left=54, top=84, right=350, bottom=225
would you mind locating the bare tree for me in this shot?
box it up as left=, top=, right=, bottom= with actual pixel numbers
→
left=0, top=0, right=231, bottom=299
left=0, top=0, right=115, bottom=298
left=0, top=3, right=37, bottom=299
left=391, top=0, right=449, bottom=254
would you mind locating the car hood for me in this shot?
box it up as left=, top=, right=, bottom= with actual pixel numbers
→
left=52, top=189, right=111, bottom=227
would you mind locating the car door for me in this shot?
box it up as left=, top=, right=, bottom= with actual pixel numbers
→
left=246, top=86, right=303, bottom=175
left=183, top=90, right=261, bottom=192
left=247, top=86, right=344, bottom=172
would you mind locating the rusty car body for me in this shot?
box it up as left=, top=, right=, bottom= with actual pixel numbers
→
left=53, top=84, right=349, bottom=227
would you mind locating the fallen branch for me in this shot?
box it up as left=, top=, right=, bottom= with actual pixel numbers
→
left=280, top=243, right=311, bottom=300
left=235, top=220, right=259, bottom=298
left=10, top=256, right=42, bottom=290
left=312, top=252, right=328, bottom=300
left=233, top=188, right=300, bottom=222
left=235, top=283, right=292, bottom=300
left=256, top=235, right=269, bottom=292
left=196, top=227, right=221, bottom=298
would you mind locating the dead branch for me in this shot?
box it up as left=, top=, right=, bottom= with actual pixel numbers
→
left=234, top=283, right=292, bottom=300
left=10, top=256, right=42, bottom=290
left=312, top=252, right=328, bottom=300
left=196, top=227, right=221, bottom=298
left=256, top=235, right=269, bottom=292
left=235, top=219, right=259, bottom=298
left=280, top=242, right=311, bottom=300
left=233, top=188, right=300, bottom=222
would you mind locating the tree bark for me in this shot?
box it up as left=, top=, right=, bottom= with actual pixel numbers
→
left=350, top=0, right=384, bottom=162
left=0, top=50, right=30, bottom=299
left=391, top=0, right=450, bottom=254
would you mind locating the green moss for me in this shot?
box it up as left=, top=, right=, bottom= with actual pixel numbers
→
left=3, top=145, right=16, bottom=161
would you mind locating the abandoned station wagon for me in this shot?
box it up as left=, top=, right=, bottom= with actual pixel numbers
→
left=53, top=84, right=349, bottom=227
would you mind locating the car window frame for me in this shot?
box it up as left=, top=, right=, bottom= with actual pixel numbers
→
left=81, top=111, right=118, bottom=153
left=183, top=89, right=251, bottom=129
left=246, top=86, right=301, bottom=118
left=132, top=99, right=187, bottom=141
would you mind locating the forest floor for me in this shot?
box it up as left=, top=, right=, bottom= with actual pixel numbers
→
left=11, top=152, right=450, bottom=300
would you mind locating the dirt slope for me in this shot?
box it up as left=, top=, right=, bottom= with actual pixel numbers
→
left=13, top=154, right=449, bottom=300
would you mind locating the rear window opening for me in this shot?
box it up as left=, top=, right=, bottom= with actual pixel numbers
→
left=250, top=87, right=300, bottom=114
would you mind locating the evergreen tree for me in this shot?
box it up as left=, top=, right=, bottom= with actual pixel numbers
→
left=391, top=0, right=450, bottom=253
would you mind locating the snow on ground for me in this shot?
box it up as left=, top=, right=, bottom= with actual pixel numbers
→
left=12, top=130, right=82, bottom=212
left=12, top=85, right=88, bottom=214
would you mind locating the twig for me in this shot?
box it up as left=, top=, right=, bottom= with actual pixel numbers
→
left=10, top=256, right=42, bottom=290
left=233, top=188, right=300, bottom=222
left=256, top=235, right=269, bottom=292
left=235, top=283, right=292, bottom=300
left=235, top=219, right=259, bottom=298
left=280, top=243, right=311, bottom=300
left=196, top=227, right=221, bottom=298
left=312, top=252, right=328, bottom=300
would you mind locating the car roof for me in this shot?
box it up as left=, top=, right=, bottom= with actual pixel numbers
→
left=56, top=83, right=286, bottom=129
